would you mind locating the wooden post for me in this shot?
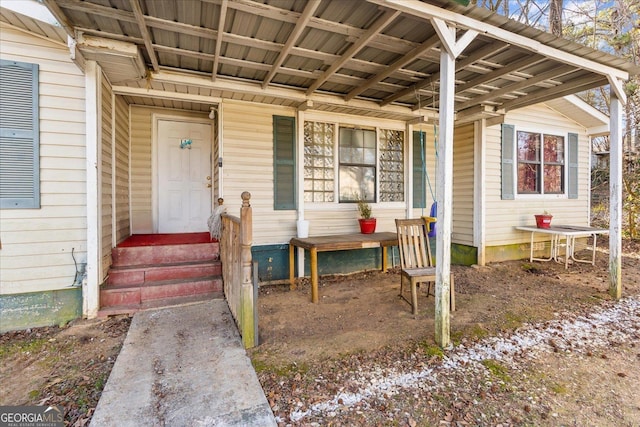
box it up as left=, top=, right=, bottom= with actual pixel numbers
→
left=432, top=19, right=477, bottom=348
left=239, top=191, right=255, bottom=347
left=609, top=92, right=623, bottom=299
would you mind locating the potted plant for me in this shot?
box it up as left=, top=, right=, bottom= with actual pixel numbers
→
left=357, top=198, right=376, bottom=234
left=534, top=211, right=553, bottom=229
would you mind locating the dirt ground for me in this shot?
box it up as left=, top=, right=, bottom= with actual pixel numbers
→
left=1, top=241, right=638, bottom=426
left=0, top=315, right=131, bottom=426
left=251, top=241, right=640, bottom=426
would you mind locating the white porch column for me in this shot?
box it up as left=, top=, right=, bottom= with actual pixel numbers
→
left=84, top=60, right=101, bottom=318
left=432, top=19, right=477, bottom=347
left=435, top=48, right=455, bottom=347
left=609, top=91, right=623, bottom=299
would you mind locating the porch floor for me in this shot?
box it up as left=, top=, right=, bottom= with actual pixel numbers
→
left=117, top=232, right=213, bottom=247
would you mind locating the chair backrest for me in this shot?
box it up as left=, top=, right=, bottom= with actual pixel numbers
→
left=395, top=218, right=433, bottom=269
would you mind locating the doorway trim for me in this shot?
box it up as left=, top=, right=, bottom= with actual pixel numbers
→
left=151, top=113, right=214, bottom=233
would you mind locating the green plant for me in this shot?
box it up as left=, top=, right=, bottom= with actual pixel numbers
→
left=357, top=199, right=372, bottom=219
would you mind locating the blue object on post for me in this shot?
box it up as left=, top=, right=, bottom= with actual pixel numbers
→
left=428, top=202, right=437, bottom=238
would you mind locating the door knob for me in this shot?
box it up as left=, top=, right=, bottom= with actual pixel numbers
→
left=206, top=176, right=212, bottom=181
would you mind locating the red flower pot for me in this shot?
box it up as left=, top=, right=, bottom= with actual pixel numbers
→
left=358, top=218, right=377, bottom=234
left=535, top=214, right=553, bottom=229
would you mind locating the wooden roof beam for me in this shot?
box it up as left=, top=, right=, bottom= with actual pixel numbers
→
left=346, top=33, right=441, bottom=101
left=262, top=0, right=320, bottom=89
left=368, top=0, right=629, bottom=81
left=381, top=41, right=508, bottom=107
left=129, top=0, right=159, bottom=72
left=501, top=75, right=609, bottom=111
left=306, top=9, right=401, bottom=95
left=456, top=64, right=576, bottom=110
left=211, top=0, right=228, bottom=82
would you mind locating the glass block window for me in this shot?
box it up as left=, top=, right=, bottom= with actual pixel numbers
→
left=303, top=121, right=334, bottom=202
left=379, top=129, right=404, bottom=202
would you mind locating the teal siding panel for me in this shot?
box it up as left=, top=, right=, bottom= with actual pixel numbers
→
left=0, top=288, right=82, bottom=333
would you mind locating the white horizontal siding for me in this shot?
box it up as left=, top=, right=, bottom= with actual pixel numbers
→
left=221, top=101, right=297, bottom=244
left=0, top=26, right=87, bottom=295
left=101, top=79, right=113, bottom=277
left=114, top=95, right=130, bottom=245
left=485, top=104, right=591, bottom=248
left=452, top=123, right=475, bottom=245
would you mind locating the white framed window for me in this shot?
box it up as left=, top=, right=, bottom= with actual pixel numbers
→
left=516, top=131, right=565, bottom=195
left=303, top=121, right=405, bottom=204
left=501, top=124, right=578, bottom=200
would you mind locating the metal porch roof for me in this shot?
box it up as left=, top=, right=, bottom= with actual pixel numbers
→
left=43, top=0, right=639, bottom=120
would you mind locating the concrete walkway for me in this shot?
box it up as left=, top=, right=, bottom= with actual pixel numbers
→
left=91, top=300, right=276, bottom=427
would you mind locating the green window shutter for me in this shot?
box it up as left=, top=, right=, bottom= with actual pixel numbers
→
left=567, top=132, right=578, bottom=199
left=501, top=124, right=515, bottom=200
left=412, top=131, right=426, bottom=208
left=273, top=115, right=296, bottom=210
left=0, top=60, right=40, bottom=209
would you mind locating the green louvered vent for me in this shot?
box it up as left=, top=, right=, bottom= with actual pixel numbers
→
left=0, top=60, right=40, bottom=208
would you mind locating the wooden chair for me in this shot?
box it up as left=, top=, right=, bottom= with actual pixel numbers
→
left=395, top=218, right=455, bottom=315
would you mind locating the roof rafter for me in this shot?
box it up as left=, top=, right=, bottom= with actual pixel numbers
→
left=367, top=0, right=629, bottom=81
left=501, top=74, right=609, bottom=111
left=211, top=0, right=228, bottom=82
left=381, top=41, right=508, bottom=107
left=457, top=64, right=576, bottom=110
left=346, top=33, right=441, bottom=101
left=129, top=0, right=159, bottom=72
left=306, top=8, right=401, bottom=95
left=262, top=0, right=320, bottom=89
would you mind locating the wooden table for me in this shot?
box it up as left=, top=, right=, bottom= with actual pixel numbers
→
left=515, top=225, right=608, bottom=269
left=289, top=232, right=398, bottom=303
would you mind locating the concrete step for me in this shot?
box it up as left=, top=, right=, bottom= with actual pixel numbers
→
left=100, top=276, right=223, bottom=305
left=107, top=260, right=222, bottom=286
left=112, top=242, right=219, bottom=267
left=100, top=276, right=223, bottom=310
left=97, top=293, right=224, bottom=317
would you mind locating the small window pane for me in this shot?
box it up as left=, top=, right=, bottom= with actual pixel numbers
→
left=517, top=131, right=540, bottom=161
left=544, top=165, right=564, bottom=193
left=518, top=163, right=539, bottom=193
left=544, top=135, right=564, bottom=163
left=339, top=165, right=375, bottom=202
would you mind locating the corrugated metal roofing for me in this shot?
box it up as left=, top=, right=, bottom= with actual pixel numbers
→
left=25, top=1, right=640, bottom=117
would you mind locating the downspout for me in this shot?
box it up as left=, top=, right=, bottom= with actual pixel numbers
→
left=296, top=109, right=306, bottom=275
left=83, top=60, right=101, bottom=318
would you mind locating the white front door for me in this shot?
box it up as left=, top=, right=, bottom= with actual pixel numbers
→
left=157, top=119, right=212, bottom=233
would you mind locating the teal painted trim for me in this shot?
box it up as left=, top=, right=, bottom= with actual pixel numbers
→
left=0, top=287, right=82, bottom=333
left=251, top=242, right=478, bottom=283
left=252, top=244, right=290, bottom=282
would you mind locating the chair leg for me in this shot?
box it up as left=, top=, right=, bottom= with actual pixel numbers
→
left=410, top=279, right=418, bottom=315
left=450, top=274, right=455, bottom=312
